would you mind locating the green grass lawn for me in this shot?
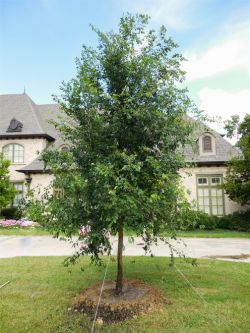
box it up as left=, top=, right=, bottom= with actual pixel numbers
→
left=0, top=256, right=250, bottom=333
left=125, top=228, right=250, bottom=238
left=0, top=227, right=50, bottom=236
left=167, top=229, right=250, bottom=238
left=1, top=227, right=250, bottom=238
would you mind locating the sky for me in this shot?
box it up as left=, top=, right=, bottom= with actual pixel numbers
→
left=1, top=0, right=250, bottom=136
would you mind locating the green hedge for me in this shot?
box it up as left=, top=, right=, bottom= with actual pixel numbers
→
left=217, top=210, right=250, bottom=232
left=179, top=209, right=250, bottom=232
left=1, top=207, right=22, bottom=220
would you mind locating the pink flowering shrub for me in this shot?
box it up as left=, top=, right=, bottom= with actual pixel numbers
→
left=78, top=227, right=111, bottom=256
left=79, top=225, right=91, bottom=236
left=0, top=219, right=36, bottom=228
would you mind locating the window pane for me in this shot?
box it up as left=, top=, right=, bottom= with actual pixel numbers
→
left=204, top=189, right=209, bottom=196
left=3, top=145, right=13, bottom=161
left=211, top=177, right=221, bottom=184
left=216, top=189, right=222, bottom=196
left=198, top=198, right=204, bottom=205
left=204, top=206, right=210, bottom=214
left=212, top=206, right=218, bottom=215
left=198, top=177, right=207, bottom=185
left=217, top=198, right=223, bottom=205
left=3, top=144, right=24, bottom=163
left=204, top=197, right=209, bottom=205
left=203, top=136, right=212, bottom=152
left=211, top=197, right=217, bottom=205
left=13, top=144, right=24, bottom=163
left=12, top=184, right=23, bottom=207
left=14, top=183, right=23, bottom=191
left=211, top=189, right=216, bottom=196
left=198, top=189, right=203, bottom=196
left=218, top=206, right=224, bottom=215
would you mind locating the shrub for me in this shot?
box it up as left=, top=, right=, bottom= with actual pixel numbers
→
left=195, top=212, right=219, bottom=230
left=1, top=207, right=21, bottom=219
left=178, top=210, right=218, bottom=230
left=217, top=210, right=250, bottom=232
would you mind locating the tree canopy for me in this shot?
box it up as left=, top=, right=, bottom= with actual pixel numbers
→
left=26, top=14, right=197, bottom=293
left=223, top=114, right=250, bottom=205
left=0, top=153, right=16, bottom=213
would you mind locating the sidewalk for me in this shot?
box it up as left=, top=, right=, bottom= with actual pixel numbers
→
left=0, top=236, right=250, bottom=262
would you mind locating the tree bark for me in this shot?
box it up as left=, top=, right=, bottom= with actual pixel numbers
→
left=115, top=225, right=123, bottom=295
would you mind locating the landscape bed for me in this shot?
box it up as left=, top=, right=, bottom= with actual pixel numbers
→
left=0, top=256, right=250, bottom=333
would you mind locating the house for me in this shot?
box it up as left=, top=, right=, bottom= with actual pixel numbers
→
left=0, top=93, right=246, bottom=215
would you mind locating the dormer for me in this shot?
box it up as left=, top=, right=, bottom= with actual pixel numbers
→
left=198, top=132, right=216, bottom=156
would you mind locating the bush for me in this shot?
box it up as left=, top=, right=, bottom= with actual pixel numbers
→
left=217, top=210, right=250, bottom=232
left=1, top=207, right=21, bottom=220
left=195, top=212, right=219, bottom=230
left=178, top=209, right=218, bottom=230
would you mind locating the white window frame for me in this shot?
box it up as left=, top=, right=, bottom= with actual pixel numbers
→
left=2, top=143, right=24, bottom=164
left=196, top=174, right=225, bottom=216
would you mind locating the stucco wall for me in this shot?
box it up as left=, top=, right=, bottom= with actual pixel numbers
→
left=29, top=173, right=54, bottom=198
left=0, top=138, right=47, bottom=183
left=180, top=166, right=248, bottom=215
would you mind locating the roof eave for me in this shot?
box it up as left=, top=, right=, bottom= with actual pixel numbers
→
left=0, top=133, right=55, bottom=141
left=17, top=169, right=48, bottom=174
left=192, top=161, right=226, bottom=166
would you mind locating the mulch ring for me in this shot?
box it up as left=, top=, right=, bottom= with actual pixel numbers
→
left=72, top=279, right=171, bottom=323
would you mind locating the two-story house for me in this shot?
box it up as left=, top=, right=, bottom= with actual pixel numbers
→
left=0, top=93, right=246, bottom=215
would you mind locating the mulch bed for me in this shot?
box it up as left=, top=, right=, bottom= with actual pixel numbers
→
left=73, top=279, right=171, bottom=323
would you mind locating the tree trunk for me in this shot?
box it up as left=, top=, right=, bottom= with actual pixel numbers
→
left=115, top=225, right=123, bottom=295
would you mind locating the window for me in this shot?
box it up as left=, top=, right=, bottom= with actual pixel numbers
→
left=6, top=183, right=24, bottom=208
left=3, top=144, right=24, bottom=163
left=13, top=183, right=24, bottom=207
left=203, top=136, right=212, bottom=152
left=197, top=177, right=208, bottom=185
left=197, top=175, right=224, bottom=216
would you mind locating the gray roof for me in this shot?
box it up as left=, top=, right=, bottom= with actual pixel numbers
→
left=0, top=93, right=65, bottom=173
left=18, top=157, right=45, bottom=174
left=0, top=93, right=240, bottom=173
left=183, top=122, right=240, bottom=164
left=0, top=93, right=62, bottom=141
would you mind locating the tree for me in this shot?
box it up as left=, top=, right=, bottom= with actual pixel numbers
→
left=26, top=14, right=197, bottom=294
left=0, top=153, right=16, bottom=215
left=223, top=114, right=250, bottom=205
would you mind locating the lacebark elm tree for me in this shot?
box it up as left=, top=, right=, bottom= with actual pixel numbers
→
left=26, top=14, right=197, bottom=294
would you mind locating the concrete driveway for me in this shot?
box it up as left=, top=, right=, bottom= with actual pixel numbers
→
left=1, top=236, right=250, bottom=262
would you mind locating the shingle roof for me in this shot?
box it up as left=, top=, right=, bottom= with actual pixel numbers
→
left=0, top=93, right=62, bottom=142
left=18, top=157, right=45, bottom=174
left=183, top=122, right=240, bottom=164
left=0, top=93, right=240, bottom=173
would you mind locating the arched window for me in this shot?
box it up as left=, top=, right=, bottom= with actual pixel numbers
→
left=3, top=143, right=24, bottom=163
left=202, top=136, right=212, bottom=152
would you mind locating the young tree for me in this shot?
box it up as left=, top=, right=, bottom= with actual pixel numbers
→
left=0, top=153, right=16, bottom=215
left=223, top=114, right=250, bottom=205
left=27, top=14, right=197, bottom=294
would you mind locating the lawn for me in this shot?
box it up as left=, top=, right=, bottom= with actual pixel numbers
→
left=168, top=229, right=250, bottom=238
left=0, top=256, right=250, bottom=333
left=1, top=227, right=250, bottom=238
left=0, top=227, right=50, bottom=236
left=125, top=228, right=250, bottom=238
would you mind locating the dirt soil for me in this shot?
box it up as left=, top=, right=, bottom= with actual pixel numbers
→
left=73, top=279, right=170, bottom=323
